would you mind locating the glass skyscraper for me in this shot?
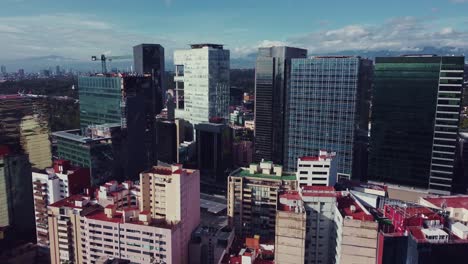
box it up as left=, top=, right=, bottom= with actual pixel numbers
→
left=254, top=46, right=307, bottom=164
left=173, top=44, right=230, bottom=126
left=368, top=56, right=464, bottom=194
left=79, top=76, right=122, bottom=128
left=285, top=56, right=372, bottom=179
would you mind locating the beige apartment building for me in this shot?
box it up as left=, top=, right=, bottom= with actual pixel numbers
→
left=49, top=164, right=200, bottom=264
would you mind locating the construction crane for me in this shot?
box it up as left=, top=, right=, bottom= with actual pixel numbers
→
left=91, top=54, right=132, bottom=73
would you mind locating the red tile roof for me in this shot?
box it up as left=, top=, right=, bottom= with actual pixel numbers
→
left=49, top=194, right=88, bottom=209
left=423, top=196, right=468, bottom=210
left=337, top=195, right=374, bottom=222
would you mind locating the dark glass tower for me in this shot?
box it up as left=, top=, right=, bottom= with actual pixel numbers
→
left=368, top=56, right=464, bottom=194
left=133, top=44, right=165, bottom=113
left=254, top=46, right=307, bottom=164
left=77, top=75, right=159, bottom=180
left=284, top=56, right=372, bottom=179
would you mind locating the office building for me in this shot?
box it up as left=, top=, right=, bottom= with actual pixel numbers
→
left=79, top=75, right=160, bottom=174
left=254, top=46, right=307, bottom=164
left=369, top=56, right=465, bottom=194
left=195, top=120, right=232, bottom=193
left=285, top=56, right=372, bottom=180
left=189, top=226, right=235, bottom=264
left=156, top=119, right=178, bottom=164
left=232, top=140, right=253, bottom=167
left=0, top=146, right=35, bottom=244
left=54, top=125, right=118, bottom=185
left=0, top=65, right=6, bottom=75
left=174, top=44, right=230, bottom=126
left=133, top=43, right=165, bottom=112
left=227, top=160, right=297, bottom=239
left=296, top=150, right=337, bottom=188
left=31, top=160, right=90, bottom=249
left=0, top=94, right=52, bottom=170
left=275, top=191, right=306, bottom=264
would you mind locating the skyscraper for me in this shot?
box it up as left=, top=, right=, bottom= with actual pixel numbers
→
left=254, top=46, right=307, bottom=164
left=174, top=44, right=230, bottom=126
left=78, top=75, right=160, bottom=178
left=368, top=56, right=464, bottom=194
left=133, top=43, right=165, bottom=112
left=284, top=56, right=372, bottom=180
left=0, top=65, right=6, bottom=75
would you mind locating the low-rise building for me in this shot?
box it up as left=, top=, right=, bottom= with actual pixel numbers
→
left=296, top=150, right=337, bottom=188
left=419, top=195, right=468, bottom=225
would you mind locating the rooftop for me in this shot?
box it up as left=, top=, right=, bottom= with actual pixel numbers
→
left=422, top=195, right=468, bottom=210
left=337, top=194, right=374, bottom=222
left=53, top=129, right=111, bottom=143
left=301, top=186, right=337, bottom=197
left=85, top=209, right=177, bottom=229
left=234, top=168, right=296, bottom=181
left=49, top=194, right=89, bottom=209
left=190, top=43, right=223, bottom=49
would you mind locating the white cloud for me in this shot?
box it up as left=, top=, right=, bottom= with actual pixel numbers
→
left=0, top=13, right=179, bottom=60
left=257, top=16, right=468, bottom=55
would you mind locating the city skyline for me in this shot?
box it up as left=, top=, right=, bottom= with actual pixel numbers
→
left=1, top=0, right=468, bottom=62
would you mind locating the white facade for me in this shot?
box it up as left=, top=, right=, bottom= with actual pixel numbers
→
left=300, top=187, right=337, bottom=264
left=174, top=44, right=230, bottom=126
left=32, top=168, right=71, bottom=248
left=296, top=150, right=337, bottom=188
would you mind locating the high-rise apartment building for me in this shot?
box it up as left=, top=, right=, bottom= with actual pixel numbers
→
left=285, top=56, right=372, bottom=180
left=49, top=164, right=200, bottom=264
left=139, top=165, right=200, bottom=264
left=296, top=150, right=337, bottom=188
left=275, top=191, right=306, bottom=264
left=0, top=94, right=52, bottom=169
left=32, top=160, right=90, bottom=249
left=254, top=46, right=307, bottom=164
left=369, top=56, right=465, bottom=194
left=227, top=160, right=297, bottom=239
left=174, top=44, right=230, bottom=126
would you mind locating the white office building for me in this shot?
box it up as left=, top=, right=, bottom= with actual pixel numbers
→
left=296, top=150, right=337, bottom=188
left=174, top=44, right=230, bottom=126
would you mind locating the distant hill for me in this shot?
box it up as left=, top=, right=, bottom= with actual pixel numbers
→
left=1, top=46, right=466, bottom=72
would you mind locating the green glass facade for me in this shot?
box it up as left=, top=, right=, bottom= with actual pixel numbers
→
left=54, top=130, right=115, bottom=186
left=79, top=76, right=122, bottom=128
left=368, top=56, right=464, bottom=193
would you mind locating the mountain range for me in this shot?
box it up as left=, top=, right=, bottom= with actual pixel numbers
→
left=1, top=46, right=467, bottom=72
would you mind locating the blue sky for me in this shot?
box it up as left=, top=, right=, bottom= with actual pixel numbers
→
left=0, top=0, right=468, bottom=60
